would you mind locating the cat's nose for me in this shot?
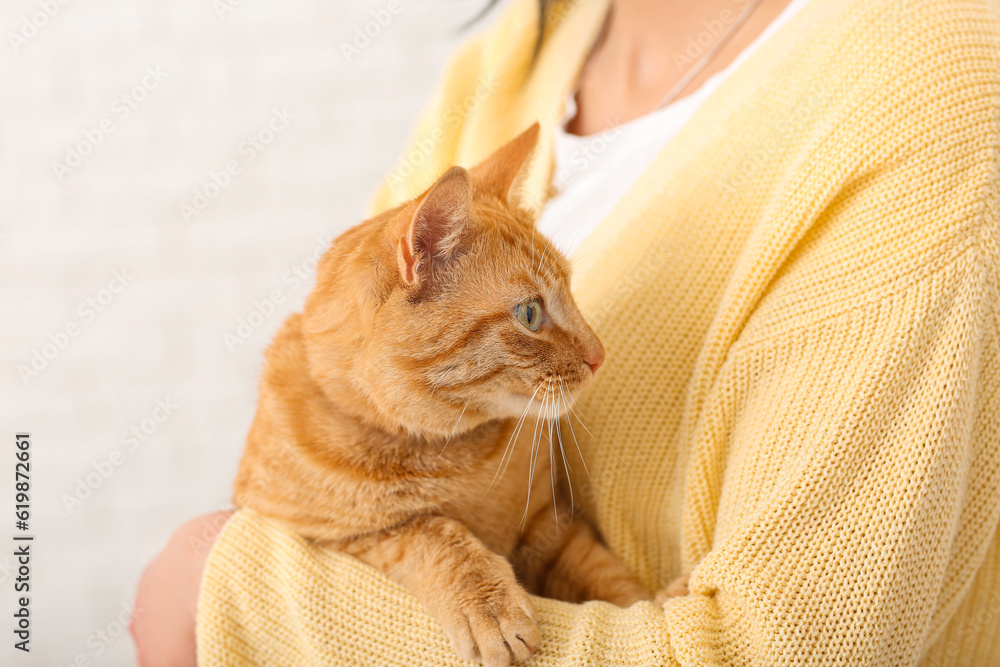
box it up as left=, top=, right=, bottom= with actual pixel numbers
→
left=583, top=344, right=605, bottom=374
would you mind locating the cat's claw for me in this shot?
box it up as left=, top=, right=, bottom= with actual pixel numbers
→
left=449, top=597, right=539, bottom=666
left=439, top=560, right=540, bottom=666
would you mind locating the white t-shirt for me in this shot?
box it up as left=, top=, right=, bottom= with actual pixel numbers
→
left=537, top=0, right=812, bottom=257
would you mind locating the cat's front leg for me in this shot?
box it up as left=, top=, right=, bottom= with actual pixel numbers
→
left=514, top=506, right=651, bottom=607
left=343, top=514, right=540, bottom=667
left=654, top=575, right=690, bottom=604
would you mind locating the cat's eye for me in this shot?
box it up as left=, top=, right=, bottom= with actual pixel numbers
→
left=514, top=298, right=543, bottom=332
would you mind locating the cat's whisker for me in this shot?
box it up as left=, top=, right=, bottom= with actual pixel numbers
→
left=543, top=266, right=570, bottom=285
left=559, top=376, right=592, bottom=483
left=541, top=255, right=564, bottom=283
left=554, top=380, right=574, bottom=518
left=484, top=382, right=541, bottom=498
left=546, top=380, right=559, bottom=526
left=531, top=224, right=536, bottom=269
left=429, top=401, right=470, bottom=472
left=555, top=389, right=571, bottom=476
left=521, top=381, right=551, bottom=530
left=536, top=235, right=553, bottom=274
left=520, top=386, right=544, bottom=529
left=566, top=398, right=601, bottom=451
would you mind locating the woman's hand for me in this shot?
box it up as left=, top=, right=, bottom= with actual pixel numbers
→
left=130, top=511, right=234, bottom=667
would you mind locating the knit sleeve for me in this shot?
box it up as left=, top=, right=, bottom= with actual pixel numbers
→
left=663, top=242, right=1000, bottom=666
left=196, top=508, right=679, bottom=665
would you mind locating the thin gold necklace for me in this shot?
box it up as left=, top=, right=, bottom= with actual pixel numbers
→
left=654, top=0, right=766, bottom=110
left=571, top=0, right=767, bottom=132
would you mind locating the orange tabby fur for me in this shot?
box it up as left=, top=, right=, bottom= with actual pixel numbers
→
left=233, top=124, right=650, bottom=666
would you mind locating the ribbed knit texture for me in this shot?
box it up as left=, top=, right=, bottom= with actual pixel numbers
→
left=197, top=0, right=1000, bottom=664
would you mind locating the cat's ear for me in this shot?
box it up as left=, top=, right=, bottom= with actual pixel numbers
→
left=468, top=122, right=540, bottom=205
left=397, top=166, right=472, bottom=286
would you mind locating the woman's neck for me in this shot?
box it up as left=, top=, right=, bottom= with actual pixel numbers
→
left=567, top=0, right=795, bottom=135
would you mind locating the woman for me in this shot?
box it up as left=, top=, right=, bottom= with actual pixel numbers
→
left=132, top=0, right=1000, bottom=664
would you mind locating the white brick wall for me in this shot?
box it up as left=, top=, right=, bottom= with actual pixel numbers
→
left=0, top=0, right=492, bottom=663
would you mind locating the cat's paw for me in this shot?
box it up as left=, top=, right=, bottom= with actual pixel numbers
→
left=654, top=575, right=690, bottom=606
left=437, top=557, right=540, bottom=667
left=601, top=574, right=654, bottom=607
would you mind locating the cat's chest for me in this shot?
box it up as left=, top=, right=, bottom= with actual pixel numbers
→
left=436, top=424, right=555, bottom=558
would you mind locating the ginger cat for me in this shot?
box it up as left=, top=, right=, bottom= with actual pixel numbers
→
left=233, top=124, right=651, bottom=666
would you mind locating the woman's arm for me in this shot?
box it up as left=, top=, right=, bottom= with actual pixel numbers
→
left=130, top=511, right=233, bottom=667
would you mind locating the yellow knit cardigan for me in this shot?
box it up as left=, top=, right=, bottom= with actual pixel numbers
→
left=197, top=0, right=1000, bottom=664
